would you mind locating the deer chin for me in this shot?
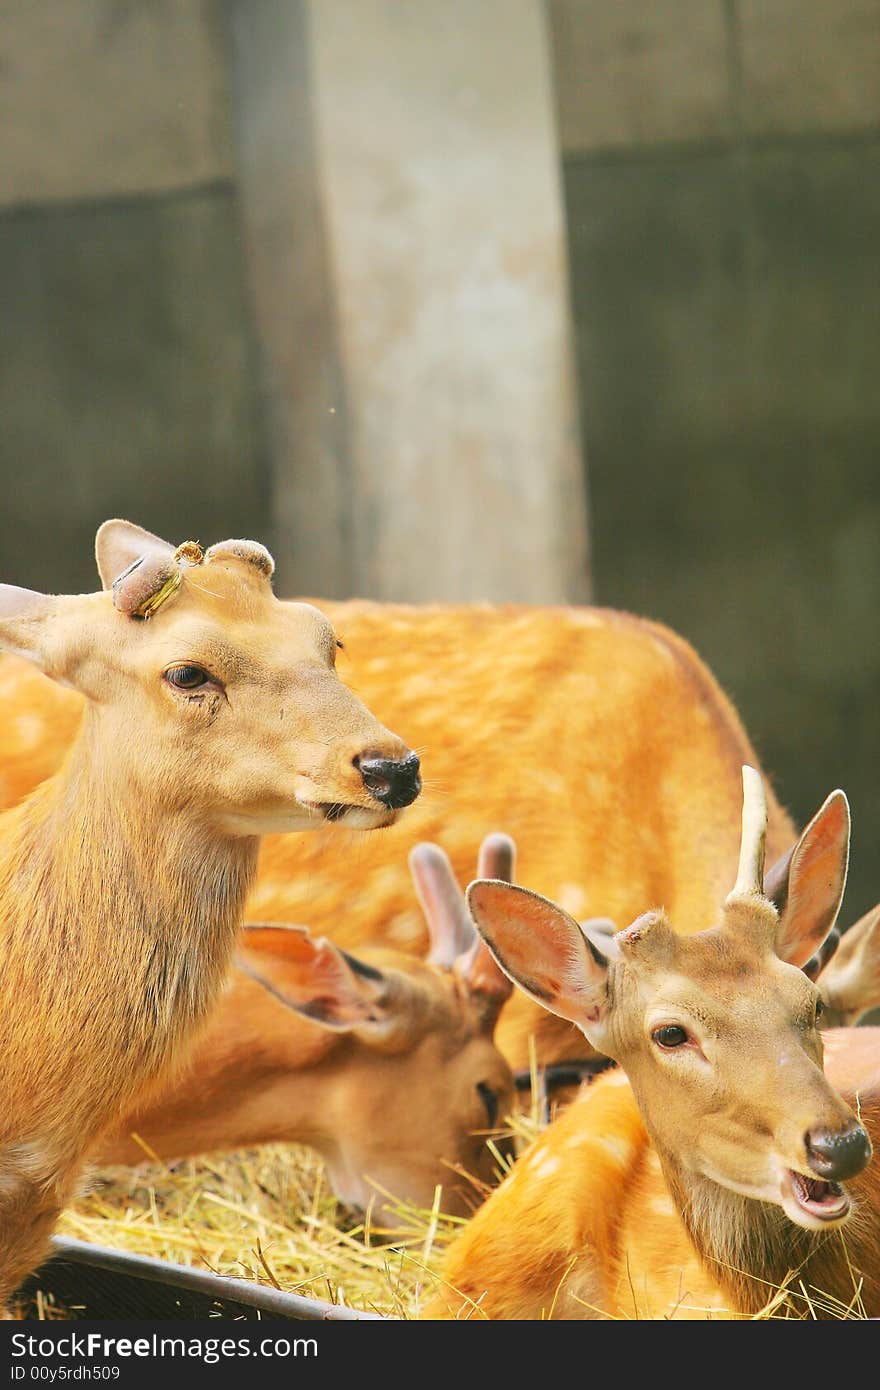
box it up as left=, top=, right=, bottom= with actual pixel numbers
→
left=216, top=801, right=396, bottom=835
left=299, top=800, right=399, bottom=830
left=780, top=1168, right=852, bottom=1230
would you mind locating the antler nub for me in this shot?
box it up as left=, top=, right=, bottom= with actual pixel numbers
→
left=728, top=764, right=768, bottom=900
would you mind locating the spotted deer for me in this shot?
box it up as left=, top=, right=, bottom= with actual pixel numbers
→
left=0, top=520, right=420, bottom=1305
left=0, top=605, right=809, bottom=1074
left=426, top=769, right=880, bottom=1320
left=94, top=835, right=514, bottom=1222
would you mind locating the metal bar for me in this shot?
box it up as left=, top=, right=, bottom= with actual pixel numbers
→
left=46, top=1237, right=390, bottom=1321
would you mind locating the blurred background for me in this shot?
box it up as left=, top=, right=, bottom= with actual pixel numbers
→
left=1, top=1, right=877, bottom=916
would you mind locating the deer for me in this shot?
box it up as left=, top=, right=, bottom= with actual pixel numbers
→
left=0, top=604, right=813, bottom=1076
left=0, top=519, right=421, bottom=1306
left=92, top=835, right=514, bottom=1223
left=424, top=768, right=880, bottom=1320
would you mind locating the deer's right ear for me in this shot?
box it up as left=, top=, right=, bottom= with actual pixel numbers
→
left=764, top=790, right=850, bottom=970
left=0, top=585, right=60, bottom=671
left=466, top=881, right=611, bottom=1038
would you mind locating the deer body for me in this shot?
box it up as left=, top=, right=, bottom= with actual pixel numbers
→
left=427, top=772, right=880, bottom=1320
left=0, top=604, right=799, bottom=1071
left=0, top=522, right=418, bottom=1302
left=429, top=1033, right=879, bottom=1320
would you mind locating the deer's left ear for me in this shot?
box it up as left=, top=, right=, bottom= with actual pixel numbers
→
left=764, top=790, right=850, bottom=970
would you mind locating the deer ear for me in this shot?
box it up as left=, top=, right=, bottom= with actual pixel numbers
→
left=466, top=880, right=611, bottom=1041
left=765, top=791, right=850, bottom=970
left=409, top=842, right=474, bottom=967
left=0, top=585, right=62, bottom=673
left=236, top=927, right=390, bottom=1032
left=817, top=903, right=880, bottom=1026
left=95, top=519, right=176, bottom=591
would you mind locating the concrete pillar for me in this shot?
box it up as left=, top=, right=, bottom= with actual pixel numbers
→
left=228, top=0, right=590, bottom=603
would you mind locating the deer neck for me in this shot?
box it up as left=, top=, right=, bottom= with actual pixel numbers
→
left=0, top=721, right=259, bottom=1142
left=659, top=1151, right=866, bottom=1318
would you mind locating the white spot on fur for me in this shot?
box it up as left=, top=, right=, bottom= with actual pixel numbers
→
left=387, top=912, right=423, bottom=945
left=557, top=883, right=587, bottom=917
left=598, top=1134, right=633, bottom=1166
left=564, top=1131, right=596, bottom=1150
left=13, top=714, right=44, bottom=750
left=533, top=1155, right=562, bottom=1181
left=649, top=1193, right=676, bottom=1217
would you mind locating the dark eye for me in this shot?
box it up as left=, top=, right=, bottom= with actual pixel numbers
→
left=476, top=1081, right=498, bottom=1127
left=652, top=1024, right=689, bottom=1050
left=165, top=664, right=210, bottom=691
left=815, top=996, right=825, bottom=1022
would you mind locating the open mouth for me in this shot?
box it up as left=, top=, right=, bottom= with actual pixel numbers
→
left=782, top=1169, right=851, bottom=1226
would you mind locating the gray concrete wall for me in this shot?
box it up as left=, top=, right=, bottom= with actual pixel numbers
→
left=229, top=0, right=589, bottom=603
left=0, top=0, right=266, bottom=595
left=550, top=0, right=880, bottom=919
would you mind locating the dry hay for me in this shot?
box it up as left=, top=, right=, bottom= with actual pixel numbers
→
left=14, top=1087, right=870, bottom=1322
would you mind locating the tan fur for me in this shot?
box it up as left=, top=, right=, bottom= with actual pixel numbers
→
left=426, top=784, right=880, bottom=1320
left=0, top=523, right=415, bottom=1303
left=92, top=932, right=514, bottom=1223
left=0, top=602, right=800, bottom=1070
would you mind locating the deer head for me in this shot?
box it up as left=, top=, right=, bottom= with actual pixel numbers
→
left=224, top=834, right=515, bottom=1220
left=0, top=520, right=420, bottom=835
left=467, top=768, right=872, bottom=1233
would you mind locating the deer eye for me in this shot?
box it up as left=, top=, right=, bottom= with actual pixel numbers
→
left=815, top=996, right=825, bottom=1021
left=652, top=1024, right=689, bottom=1050
left=476, top=1081, right=498, bottom=1127
left=165, top=664, right=211, bottom=691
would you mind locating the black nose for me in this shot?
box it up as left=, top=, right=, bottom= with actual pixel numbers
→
left=805, top=1122, right=873, bottom=1182
left=356, top=751, right=421, bottom=810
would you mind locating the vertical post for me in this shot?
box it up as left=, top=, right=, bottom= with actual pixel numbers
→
left=229, top=0, right=590, bottom=603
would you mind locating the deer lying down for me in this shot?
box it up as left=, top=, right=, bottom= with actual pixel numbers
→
left=94, top=836, right=514, bottom=1222
left=426, top=769, right=880, bottom=1320
left=0, top=520, right=419, bottom=1306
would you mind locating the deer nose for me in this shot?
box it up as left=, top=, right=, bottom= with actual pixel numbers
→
left=355, top=751, right=421, bottom=810
left=805, top=1121, right=872, bottom=1182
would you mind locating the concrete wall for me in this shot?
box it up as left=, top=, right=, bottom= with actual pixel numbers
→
left=550, top=0, right=880, bottom=918
left=0, top=1, right=266, bottom=595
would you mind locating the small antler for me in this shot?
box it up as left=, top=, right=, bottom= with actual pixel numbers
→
left=728, top=765, right=768, bottom=900
left=733, top=764, right=769, bottom=896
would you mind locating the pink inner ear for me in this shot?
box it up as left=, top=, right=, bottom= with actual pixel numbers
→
left=238, top=923, right=314, bottom=964
left=467, top=880, right=607, bottom=1026
left=777, top=791, right=850, bottom=968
